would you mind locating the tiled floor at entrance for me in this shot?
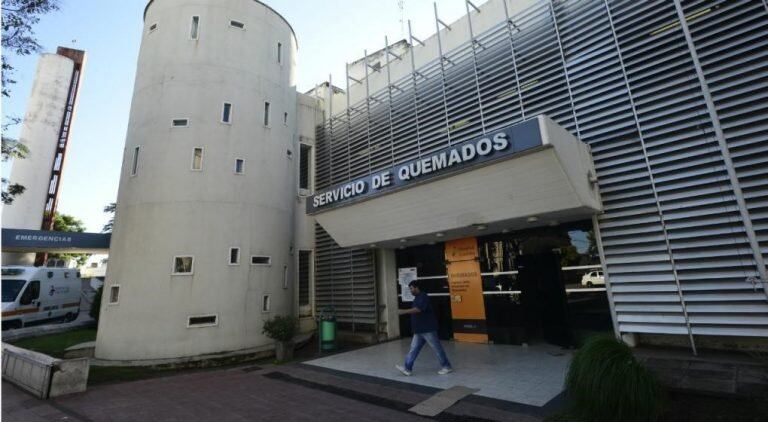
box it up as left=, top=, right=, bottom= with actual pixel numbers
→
left=306, top=338, right=571, bottom=407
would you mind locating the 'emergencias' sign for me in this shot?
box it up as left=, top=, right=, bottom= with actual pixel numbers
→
left=307, top=118, right=542, bottom=214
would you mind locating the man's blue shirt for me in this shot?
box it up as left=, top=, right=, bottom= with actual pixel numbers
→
left=411, top=292, right=439, bottom=334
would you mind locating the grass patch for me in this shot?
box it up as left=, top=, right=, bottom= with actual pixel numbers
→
left=11, top=328, right=97, bottom=358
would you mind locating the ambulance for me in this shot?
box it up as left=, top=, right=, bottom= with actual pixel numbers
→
left=2, top=266, right=82, bottom=330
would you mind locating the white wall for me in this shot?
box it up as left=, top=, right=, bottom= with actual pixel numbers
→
left=343, top=0, right=536, bottom=108
left=96, top=0, right=300, bottom=361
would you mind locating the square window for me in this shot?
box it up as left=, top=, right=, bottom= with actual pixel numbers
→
left=229, top=20, right=245, bottom=29
left=250, top=256, right=271, bottom=266
left=109, top=285, right=120, bottom=304
left=173, top=256, right=194, bottom=275
left=192, top=147, right=203, bottom=171
left=190, top=16, right=200, bottom=40
left=188, top=314, right=217, bottom=327
left=172, top=118, right=189, bottom=127
left=229, top=247, right=240, bottom=265
left=235, top=158, right=245, bottom=174
left=263, top=101, right=271, bottom=126
left=222, top=102, right=232, bottom=123
left=262, top=295, right=271, bottom=312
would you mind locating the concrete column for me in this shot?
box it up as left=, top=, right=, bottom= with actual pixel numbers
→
left=376, top=248, right=400, bottom=340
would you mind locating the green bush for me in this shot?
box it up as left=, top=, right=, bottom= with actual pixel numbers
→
left=565, top=335, right=663, bottom=422
left=90, top=285, right=103, bottom=322
left=262, top=315, right=298, bottom=342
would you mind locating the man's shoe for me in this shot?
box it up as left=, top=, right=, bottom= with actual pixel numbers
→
left=438, top=367, right=453, bottom=375
left=395, top=364, right=412, bottom=376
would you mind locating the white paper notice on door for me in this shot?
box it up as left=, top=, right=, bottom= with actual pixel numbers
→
left=398, top=267, right=417, bottom=302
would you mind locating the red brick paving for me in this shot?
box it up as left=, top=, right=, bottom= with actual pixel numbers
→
left=3, top=364, right=543, bottom=421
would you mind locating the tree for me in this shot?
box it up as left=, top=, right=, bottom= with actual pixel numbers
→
left=2, top=0, right=60, bottom=97
left=48, top=212, right=89, bottom=266
left=1, top=0, right=61, bottom=204
left=102, top=202, right=116, bottom=233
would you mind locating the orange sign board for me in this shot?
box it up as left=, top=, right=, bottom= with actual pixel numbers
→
left=445, top=237, right=488, bottom=343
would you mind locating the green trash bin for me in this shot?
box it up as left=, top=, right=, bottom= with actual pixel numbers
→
left=317, top=309, right=337, bottom=352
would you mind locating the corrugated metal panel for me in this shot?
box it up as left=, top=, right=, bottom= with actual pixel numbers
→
left=312, top=0, right=768, bottom=341
left=314, top=224, right=376, bottom=328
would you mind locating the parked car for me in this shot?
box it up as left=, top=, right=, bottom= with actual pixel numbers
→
left=581, top=270, right=605, bottom=287
left=2, top=266, right=82, bottom=330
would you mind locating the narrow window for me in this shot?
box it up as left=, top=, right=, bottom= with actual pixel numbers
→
left=188, top=314, right=217, bottom=327
left=251, top=256, right=271, bottom=266
left=172, top=118, right=189, bottom=127
left=262, top=295, right=271, bottom=312
left=263, top=102, right=270, bottom=126
left=109, top=285, right=120, bottom=304
left=299, top=144, right=310, bottom=191
left=298, top=250, right=311, bottom=306
left=283, top=111, right=288, bottom=125
left=190, top=16, right=200, bottom=40
left=234, top=158, right=245, bottom=174
left=229, top=20, right=245, bottom=29
left=149, top=23, right=158, bottom=33
left=173, top=256, right=194, bottom=275
left=229, top=247, right=240, bottom=265
left=192, top=147, right=203, bottom=171
left=282, top=265, right=288, bottom=289
left=131, top=146, right=140, bottom=176
left=277, top=42, right=282, bottom=64
left=222, top=102, right=232, bottom=123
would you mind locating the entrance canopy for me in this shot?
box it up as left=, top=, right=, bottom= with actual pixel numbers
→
left=311, top=116, right=602, bottom=248
left=1, top=228, right=111, bottom=254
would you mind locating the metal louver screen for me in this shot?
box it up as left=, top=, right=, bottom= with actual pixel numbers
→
left=314, top=224, right=377, bottom=329
left=313, top=0, right=768, bottom=341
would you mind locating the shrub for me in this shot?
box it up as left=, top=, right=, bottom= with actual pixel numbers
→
left=262, top=315, right=298, bottom=342
left=90, top=286, right=103, bottom=322
left=565, top=335, right=663, bottom=422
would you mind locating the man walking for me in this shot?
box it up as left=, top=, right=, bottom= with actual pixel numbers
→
left=396, top=280, right=453, bottom=376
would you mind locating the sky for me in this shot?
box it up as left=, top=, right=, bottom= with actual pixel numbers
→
left=2, top=0, right=475, bottom=233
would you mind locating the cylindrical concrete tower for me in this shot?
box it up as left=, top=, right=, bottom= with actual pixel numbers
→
left=95, top=0, right=298, bottom=360
left=3, top=48, right=86, bottom=266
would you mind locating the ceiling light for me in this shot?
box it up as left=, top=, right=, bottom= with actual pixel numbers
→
left=400, top=239, right=408, bottom=243
left=475, top=224, right=487, bottom=231
left=527, top=216, right=539, bottom=223
left=435, top=233, right=444, bottom=238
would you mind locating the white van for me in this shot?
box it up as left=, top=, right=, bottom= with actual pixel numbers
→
left=2, top=266, right=82, bottom=330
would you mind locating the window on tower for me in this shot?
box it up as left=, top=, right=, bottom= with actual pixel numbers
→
left=264, top=101, right=271, bottom=127
left=192, top=147, right=203, bottom=171
left=131, top=146, right=140, bottom=176
left=222, top=102, right=232, bottom=123
left=190, top=16, right=200, bottom=40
